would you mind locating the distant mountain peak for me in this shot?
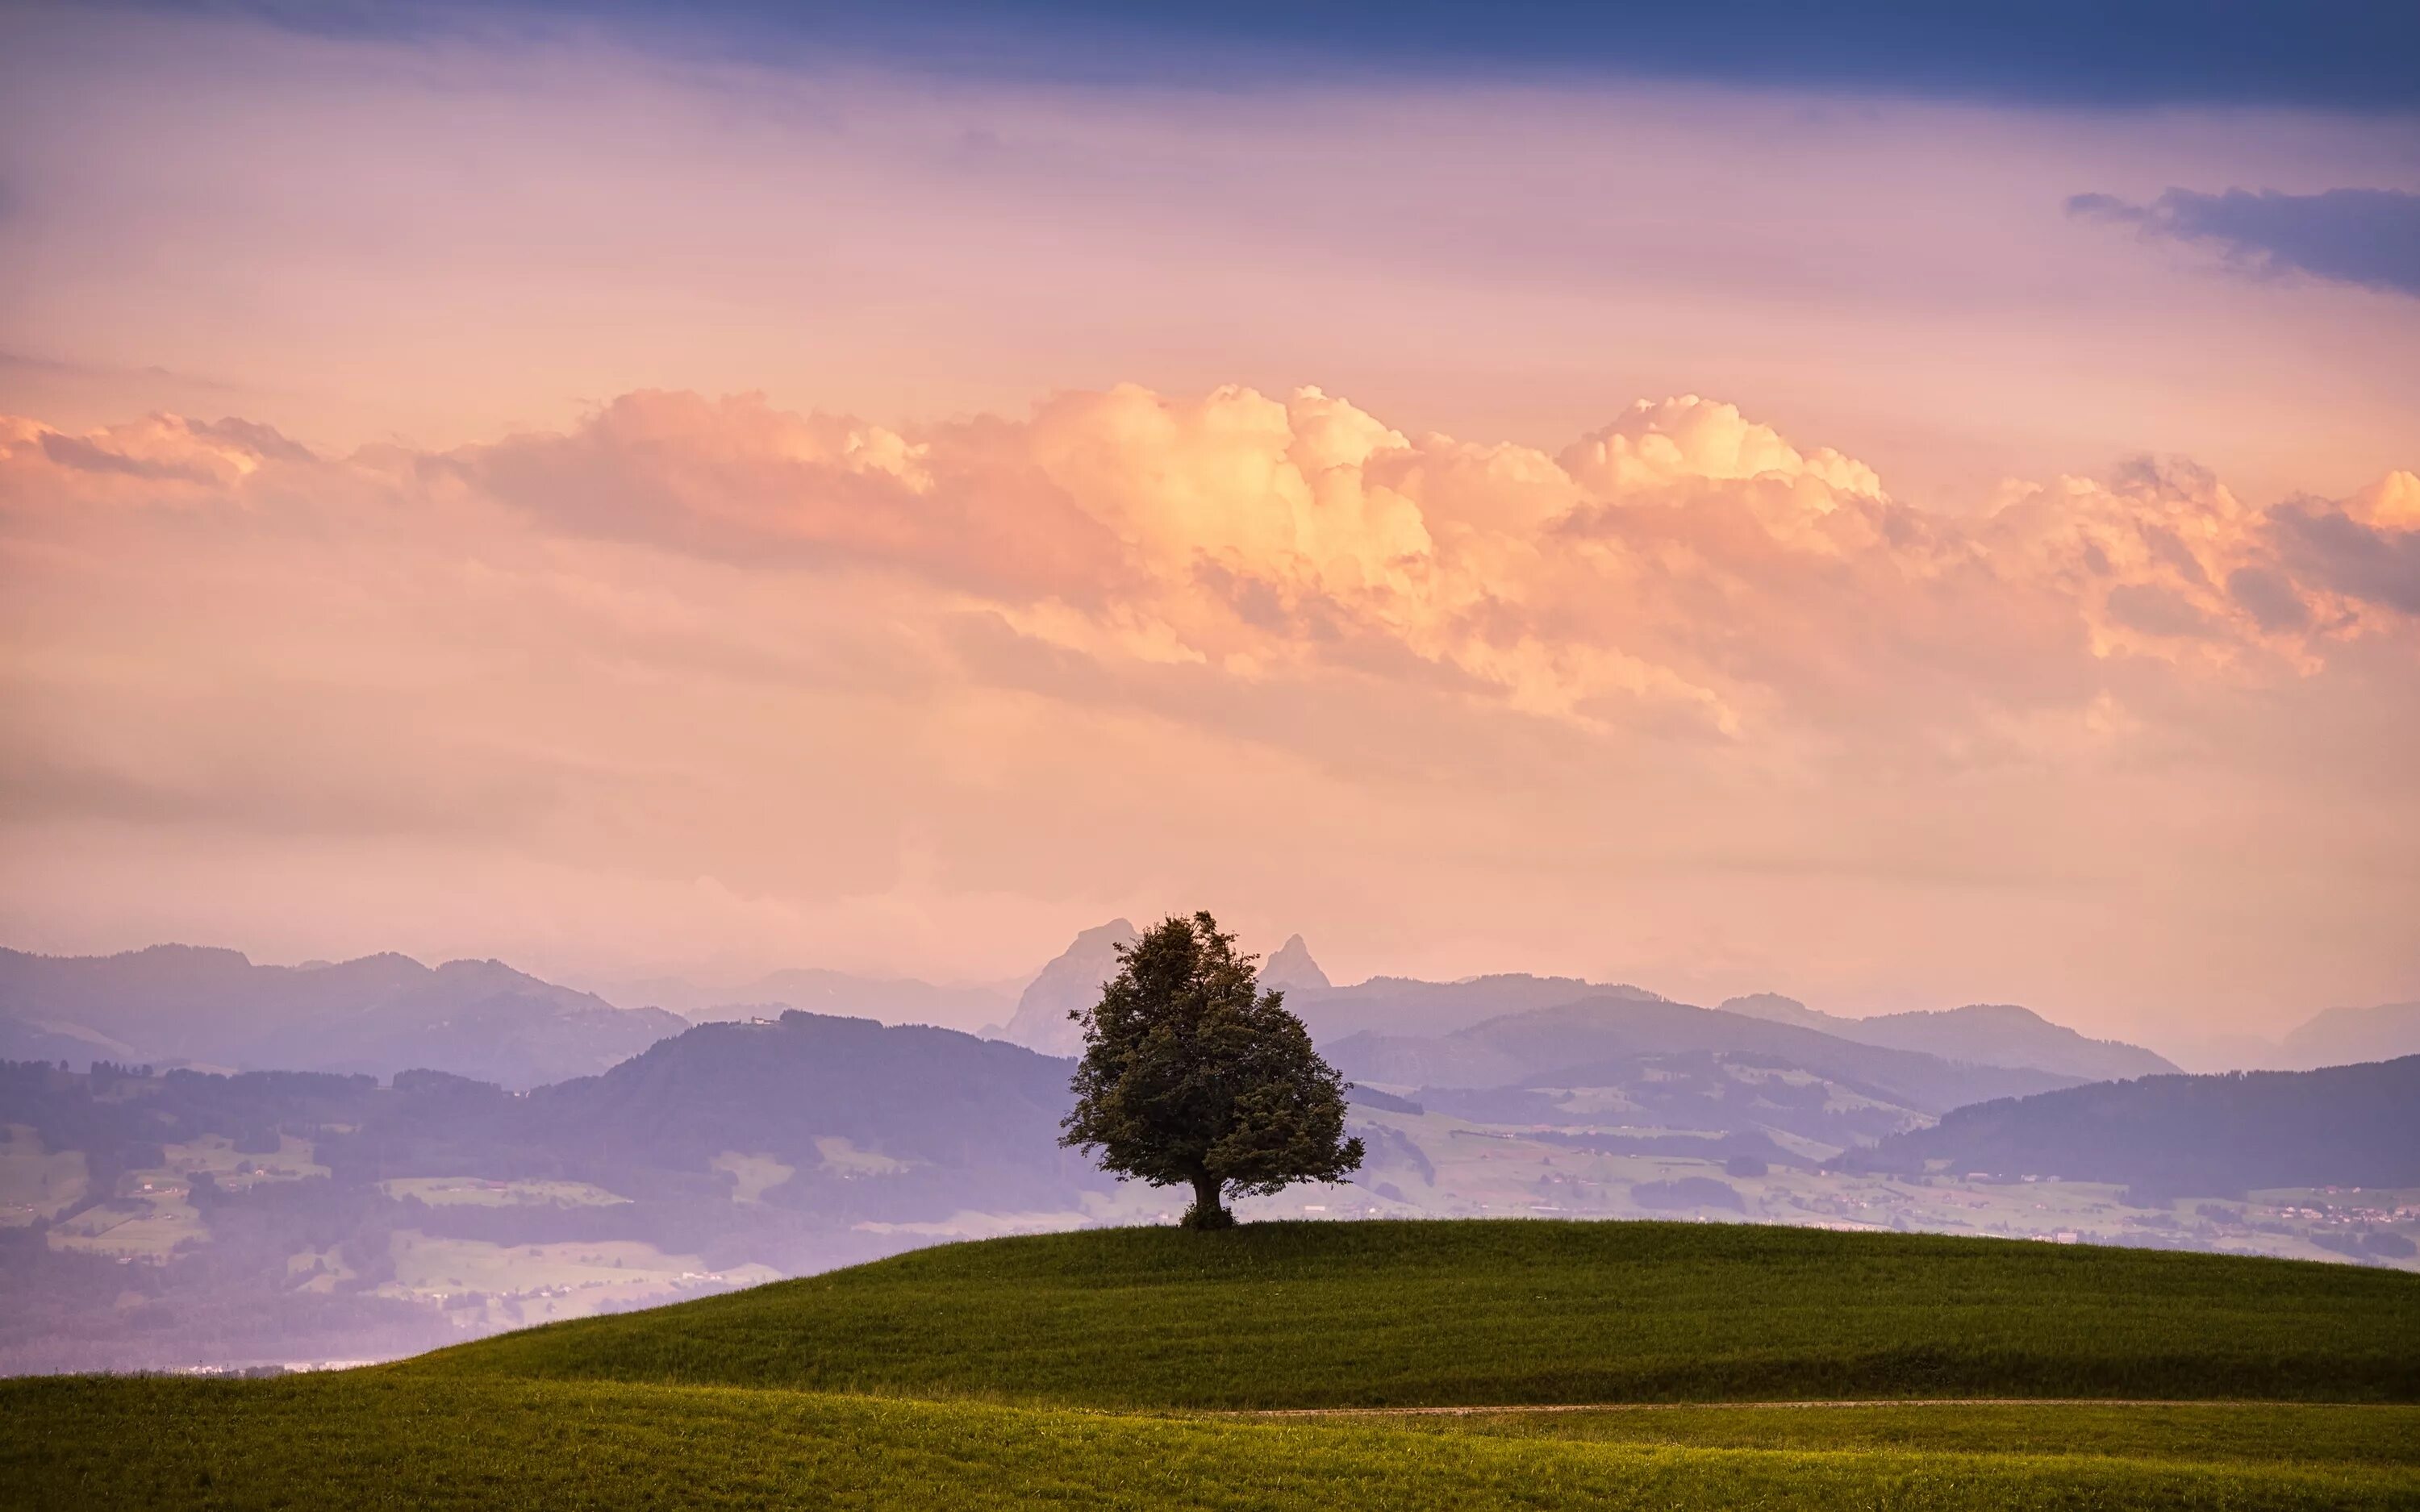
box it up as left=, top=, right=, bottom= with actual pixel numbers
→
left=1717, top=993, right=1832, bottom=1031
left=1944, top=1002, right=2049, bottom=1024
left=2278, top=1000, right=2420, bottom=1070
left=123, top=943, right=257, bottom=967
left=1261, top=934, right=1331, bottom=994
left=1721, top=992, right=1807, bottom=1013
left=995, top=918, right=1140, bottom=1057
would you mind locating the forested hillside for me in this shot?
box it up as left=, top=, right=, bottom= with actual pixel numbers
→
left=1859, top=1057, right=2420, bottom=1200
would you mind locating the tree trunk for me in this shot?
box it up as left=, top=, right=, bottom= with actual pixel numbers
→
left=1183, top=1171, right=1233, bottom=1230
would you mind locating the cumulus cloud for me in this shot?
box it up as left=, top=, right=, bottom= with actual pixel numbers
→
left=10, top=384, right=2401, bottom=746
left=2226, top=565, right=2310, bottom=633
left=457, top=391, right=1129, bottom=602
left=2270, top=473, right=2420, bottom=615
left=2069, top=187, right=2420, bottom=298
left=2, top=385, right=2415, bottom=1023
left=2, top=412, right=311, bottom=499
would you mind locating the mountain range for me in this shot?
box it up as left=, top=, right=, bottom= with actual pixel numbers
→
left=994, top=919, right=1141, bottom=1056
left=1857, top=1056, right=2420, bottom=1198
left=2276, top=1002, right=2420, bottom=1071
left=10, top=998, right=2417, bottom=1376
left=0, top=947, right=685, bottom=1090
left=1327, top=997, right=2083, bottom=1114
left=1287, top=973, right=1669, bottom=1043
left=10, top=927, right=2408, bottom=1096
left=979, top=927, right=2192, bottom=1089
left=587, top=968, right=1019, bottom=1033
left=389, top=1013, right=1102, bottom=1222
left=1716, top=994, right=2178, bottom=1081
left=0, top=1013, right=1108, bottom=1373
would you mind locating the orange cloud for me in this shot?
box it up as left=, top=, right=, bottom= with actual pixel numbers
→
left=432, top=386, right=2400, bottom=738
left=7, top=385, right=2403, bottom=744
left=1, top=385, right=2414, bottom=1033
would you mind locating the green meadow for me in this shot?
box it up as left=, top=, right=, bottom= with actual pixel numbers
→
left=7, top=1220, right=2420, bottom=1510
left=417, top=1218, right=2420, bottom=1406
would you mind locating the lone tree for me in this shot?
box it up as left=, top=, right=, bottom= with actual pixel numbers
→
left=1061, top=911, right=1363, bottom=1229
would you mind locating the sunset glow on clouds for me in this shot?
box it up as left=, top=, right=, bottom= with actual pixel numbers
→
left=6, top=385, right=2416, bottom=1038
left=1, top=1, right=2416, bottom=1044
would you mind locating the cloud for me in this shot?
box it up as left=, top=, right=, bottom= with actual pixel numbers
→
left=17, top=385, right=2400, bottom=744
left=2105, top=583, right=2212, bottom=639
left=10, top=6, right=2415, bottom=530
left=189, top=416, right=315, bottom=463
left=2, top=413, right=305, bottom=498
left=2, top=384, right=2417, bottom=1023
left=2069, top=188, right=2420, bottom=298
left=2270, top=473, right=2420, bottom=615
left=457, top=391, right=1128, bottom=602
left=2226, top=566, right=2311, bottom=634
left=37, top=431, right=217, bottom=482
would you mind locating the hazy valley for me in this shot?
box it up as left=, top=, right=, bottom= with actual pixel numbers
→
left=7, top=930, right=2416, bottom=1377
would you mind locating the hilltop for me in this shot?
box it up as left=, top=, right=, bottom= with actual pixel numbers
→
left=7, top=1220, right=2420, bottom=1509
left=419, top=1219, right=2420, bottom=1408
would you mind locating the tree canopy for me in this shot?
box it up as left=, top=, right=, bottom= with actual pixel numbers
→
left=1060, top=911, right=1363, bottom=1228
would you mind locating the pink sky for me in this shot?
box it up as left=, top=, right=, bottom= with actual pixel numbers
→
left=2, top=6, right=2416, bottom=1050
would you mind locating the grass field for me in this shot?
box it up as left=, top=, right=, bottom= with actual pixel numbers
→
left=1402, top=1400, right=2420, bottom=1464
left=415, top=1218, right=2420, bottom=1407
left=0, top=1123, right=87, bottom=1225
left=8, top=1376, right=2419, bottom=1510
left=166, top=1133, right=328, bottom=1188
left=6, top=1219, right=2419, bottom=1510
left=43, top=1192, right=207, bottom=1258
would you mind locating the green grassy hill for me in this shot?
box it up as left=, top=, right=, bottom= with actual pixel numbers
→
left=8, top=1219, right=2420, bottom=1510
left=416, top=1219, right=2420, bottom=1407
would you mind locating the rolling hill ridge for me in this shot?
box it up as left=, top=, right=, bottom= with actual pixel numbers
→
left=1720, top=994, right=2180, bottom=1081
left=1859, top=1055, right=2420, bottom=1198
left=411, top=1219, right=2420, bottom=1408
left=0, top=946, right=686, bottom=1089
left=1329, top=997, right=2082, bottom=1113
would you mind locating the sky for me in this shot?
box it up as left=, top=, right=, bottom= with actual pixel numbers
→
left=2, top=1, right=2417, bottom=1053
